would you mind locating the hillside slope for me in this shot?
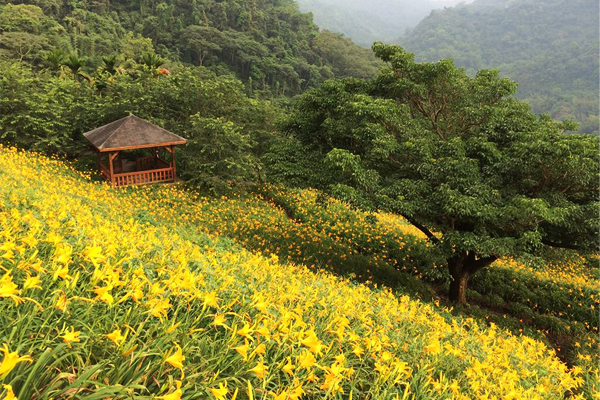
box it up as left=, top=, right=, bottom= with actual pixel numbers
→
left=398, top=0, right=600, bottom=134
left=0, top=145, right=585, bottom=398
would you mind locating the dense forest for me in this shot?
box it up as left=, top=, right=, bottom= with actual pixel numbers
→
left=399, top=0, right=599, bottom=134
left=0, top=0, right=380, bottom=96
left=295, top=0, right=467, bottom=47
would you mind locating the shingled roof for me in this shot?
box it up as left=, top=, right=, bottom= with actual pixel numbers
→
left=83, top=115, right=187, bottom=152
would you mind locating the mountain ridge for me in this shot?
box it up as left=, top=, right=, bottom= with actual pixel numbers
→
left=398, top=0, right=599, bottom=134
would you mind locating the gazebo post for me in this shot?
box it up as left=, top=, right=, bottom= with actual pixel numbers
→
left=109, top=151, right=119, bottom=186
left=171, top=145, right=177, bottom=182
left=96, top=150, right=101, bottom=172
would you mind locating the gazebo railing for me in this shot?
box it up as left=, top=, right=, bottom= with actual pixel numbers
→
left=113, top=167, right=174, bottom=187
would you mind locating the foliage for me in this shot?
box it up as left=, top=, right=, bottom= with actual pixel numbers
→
left=0, top=60, right=279, bottom=188
left=0, top=0, right=380, bottom=95
left=180, top=116, right=261, bottom=193
left=280, top=43, right=599, bottom=304
left=0, top=145, right=588, bottom=399
left=0, top=4, right=69, bottom=63
left=398, top=0, right=600, bottom=134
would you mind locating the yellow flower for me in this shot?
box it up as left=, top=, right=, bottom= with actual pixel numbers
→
left=210, top=382, right=228, bottom=400
left=106, top=328, right=126, bottom=346
left=146, top=296, right=171, bottom=319
left=54, top=291, right=69, bottom=313
left=249, top=361, right=267, bottom=379
left=83, top=245, right=104, bottom=265
left=52, top=265, right=70, bottom=281
left=425, top=339, right=442, bottom=355
left=282, top=357, right=295, bottom=376
left=22, top=274, right=42, bottom=291
left=449, top=379, right=460, bottom=394
left=93, top=285, right=114, bottom=306
left=203, top=291, right=218, bottom=308
left=254, top=343, right=267, bottom=357
left=288, top=385, right=304, bottom=400
left=234, top=340, right=250, bottom=361
left=0, top=272, right=24, bottom=305
left=165, top=343, right=185, bottom=370
left=300, top=330, right=323, bottom=354
left=297, top=350, right=316, bottom=370
left=0, top=344, right=33, bottom=378
left=60, top=327, right=81, bottom=346
left=53, top=244, right=72, bottom=265
left=352, top=344, right=364, bottom=358
left=270, top=391, right=287, bottom=400
left=236, top=323, right=253, bottom=340
left=213, top=314, right=227, bottom=327
left=160, top=380, right=182, bottom=400
left=1, top=251, right=14, bottom=261
left=2, top=384, right=17, bottom=400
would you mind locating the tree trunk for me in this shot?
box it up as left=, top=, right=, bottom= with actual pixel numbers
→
left=448, top=251, right=469, bottom=304
left=447, top=251, right=498, bottom=305
left=449, top=266, right=470, bottom=304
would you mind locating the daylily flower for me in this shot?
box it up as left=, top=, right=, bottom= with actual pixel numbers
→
left=234, top=340, right=250, bottom=361
left=300, top=330, right=323, bottom=354
left=23, top=274, right=42, bottom=290
left=106, top=328, right=126, bottom=346
left=60, top=326, right=81, bottom=346
left=0, top=272, right=24, bottom=305
left=213, top=314, right=227, bottom=327
left=210, top=382, right=228, bottom=400
left=165, top=343, right=185, bottom=370
left=282, top=357, right=295, bottom=376
left=2, top=384, right=17, bottom=400
left=236, top=323, right=253, bottom=339
left=160, top=380, right=182, bottom=400
left=249, top=361, right=267, bottom=379
left=0, top=344, right=33, bottom=378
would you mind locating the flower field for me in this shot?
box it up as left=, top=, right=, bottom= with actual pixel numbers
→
left=0, top=145, right=596, bottom=399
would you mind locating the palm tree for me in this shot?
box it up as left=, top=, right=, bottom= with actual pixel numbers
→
left=101, top=55, right=119, bottom=75
left=140, top=53, right=164, bottom=70
left=44, top=49, right=66, bottom=71
left=63, top=53, right=92, bottom=84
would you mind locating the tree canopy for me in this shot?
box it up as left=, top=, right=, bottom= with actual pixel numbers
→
left=280, top=43, right=599, bottom=303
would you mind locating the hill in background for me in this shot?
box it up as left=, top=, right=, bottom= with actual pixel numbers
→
left=0, top=0, right=380, bottom=96
left=398, top=0, right=599, bottom=134
left=296, top=0, right=469, bottom=47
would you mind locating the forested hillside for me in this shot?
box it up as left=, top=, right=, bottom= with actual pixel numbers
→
left=296, top=0, right=467, bottom=47
left=399, top=0, right=599, bottom=134
left=0, top=0, right=380, bottom=95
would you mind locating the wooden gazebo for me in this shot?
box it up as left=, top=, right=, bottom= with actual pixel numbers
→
left=84, top=115, right=187, bottom=187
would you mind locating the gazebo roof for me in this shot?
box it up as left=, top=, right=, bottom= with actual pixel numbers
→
left=84, top=115, right=187, bottom=152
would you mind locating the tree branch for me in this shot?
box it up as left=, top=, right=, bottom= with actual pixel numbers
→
left=466, top=254, right=498, bottom=274
left=400, top=214, right=440, bottom=245
left=541, top=239, right=581, bottom=251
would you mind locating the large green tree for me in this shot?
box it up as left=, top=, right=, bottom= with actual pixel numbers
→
left=282, top=43, right=599, bottom=304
